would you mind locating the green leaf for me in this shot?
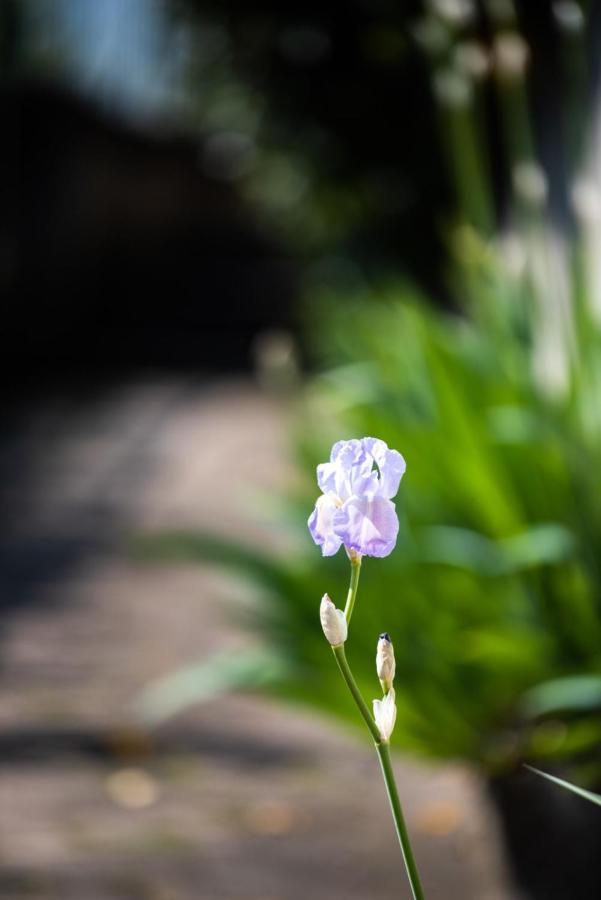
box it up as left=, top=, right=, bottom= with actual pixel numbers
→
left=418, top=526, right=504, bottom=574
left=499, top=524, right=575, bottom=570
left=417, top=523, right=574, bottom=575
left=525, top=765, right=601, bottom=807
left=520, top=676, right=601, bottom=718
left=136, top=648, right=289, bottom=726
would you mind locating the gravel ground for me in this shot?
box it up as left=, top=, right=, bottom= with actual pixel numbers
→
left=0, top=377, right=516, bottom=899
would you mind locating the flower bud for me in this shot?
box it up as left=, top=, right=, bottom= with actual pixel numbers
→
left=512, top=161, right=547, bottom=207
left=373, top=688, right=397, bottom=742
left=319, top=594, right=348, bottom=646
left=493, top=32, right=529, bottom=80
left=376, top=632, right=396, bottom=693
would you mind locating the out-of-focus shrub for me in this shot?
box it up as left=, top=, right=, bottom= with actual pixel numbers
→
left=138, top=0, right=601, bottom=786
left=142, top=228, right=601, bottom=782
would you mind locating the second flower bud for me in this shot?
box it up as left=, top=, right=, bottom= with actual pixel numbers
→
left=376, top=632, right=396, bottom=693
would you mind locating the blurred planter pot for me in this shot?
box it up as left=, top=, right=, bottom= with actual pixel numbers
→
left=488, top=767, right=601, bottom=899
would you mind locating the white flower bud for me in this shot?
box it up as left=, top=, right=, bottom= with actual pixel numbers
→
left=431, top=0, right=476, bottom=27
left=455, top=42, right=490, bottom=81
left=512, top=161, right=547, bottom=206
left=376, top=632, right=396, bottom=693
left=373, top=688, right=397, bottom=742
left=319, top=594, right=347, bottom=646
left=433, top=69, right=472, bottom=109
left=493, top=32, right=529, bottom=80
left=571, top=178, right=601, bottom=225
left=553, top=2, right=584, bottom=35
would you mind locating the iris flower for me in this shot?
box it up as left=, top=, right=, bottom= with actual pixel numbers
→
left=308, top=438, right=406, bottom=558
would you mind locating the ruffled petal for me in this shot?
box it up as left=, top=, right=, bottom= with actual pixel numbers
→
left=333, top=495, right=399, bottom=558
left=316, top=461, right=338, bottom=494
left=362, top=437, right=406, bottom=499
left=308, top=492, right=343, bottom=556
left=333, top=439, right=377, bottom=499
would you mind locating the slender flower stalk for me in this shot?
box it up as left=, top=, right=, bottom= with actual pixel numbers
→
left=376, top=741, right=425, bottom=900
left=331, top=645, right=381, bottom=742
left=310, top=439, right=424, bottom=898
left=344, top=553, right=362, bottom=624
left=330, top=618, right=425, bottom=899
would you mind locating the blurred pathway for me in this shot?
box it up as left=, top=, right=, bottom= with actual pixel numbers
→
left=0, top=377, right=514, bottom=899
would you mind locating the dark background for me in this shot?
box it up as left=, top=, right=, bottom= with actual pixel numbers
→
left=2, top=0, right=599, bottom=380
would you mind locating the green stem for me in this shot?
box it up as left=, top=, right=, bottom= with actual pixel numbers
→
left=376, top=742, right=426, bottom=900
left=344, top=557, right=362, bottom=624
left=332, top=645, right=381, bottom=742
left=329, top=558, right=425, bottom=896
left=331, top=647, right=426, bottom=898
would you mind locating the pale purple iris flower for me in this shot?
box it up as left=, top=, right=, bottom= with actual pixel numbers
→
left=308, top=438, right=406, bottom=558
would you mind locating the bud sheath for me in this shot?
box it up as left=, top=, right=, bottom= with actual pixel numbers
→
left=373, top=688, right=397, bottom=742
left=320, top=594, right=348, bottom=646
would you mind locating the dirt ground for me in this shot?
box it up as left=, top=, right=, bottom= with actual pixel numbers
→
left=0, top=377, right=517, bottom=899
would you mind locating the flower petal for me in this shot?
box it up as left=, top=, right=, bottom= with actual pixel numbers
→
left=308, top=493, right=343, bottom=556
left=333, top=495, right=399, bottom=558
left=362, top=437, right=406, bottom=499
left=335, top=439, right=377, bottom=499
left=373, top=688, right=397, bottom=741
left=316, top=461, right=338, bottom=494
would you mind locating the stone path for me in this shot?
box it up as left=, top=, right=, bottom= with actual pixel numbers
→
left=0, top=378, right=515, bottom=899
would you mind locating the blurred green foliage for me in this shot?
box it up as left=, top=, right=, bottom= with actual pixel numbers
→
left=137, top=0, right=601, bottom=779
left=140, top=237, right=601, bottom=773
left=286, top=258, right=601, bottom=770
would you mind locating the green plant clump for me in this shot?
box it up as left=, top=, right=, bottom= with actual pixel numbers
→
left=285, top=259, right=601, bottom=772
left=144, top=237, right=601, bottom=779
left=138, top=3, right=601, bottom=780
